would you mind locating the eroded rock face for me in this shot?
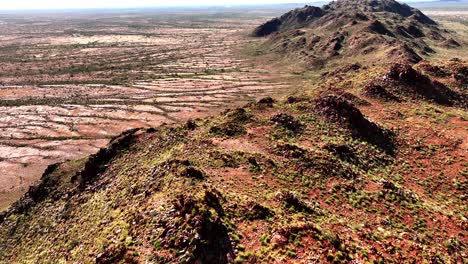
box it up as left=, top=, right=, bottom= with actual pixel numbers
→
left=75, top=128, right=141, bottom=186
left=382, top=63, right=462, bottom=105
left=161, top=193, right=234, bottom=264
left=315, top=95, right=395, bottom=153
left=363, top=83, right=401, bottom=102
left=253, top=18, right=281, bottom=37
left=386, top=43, right=422, bottom=64
left=326, top=0, right=436, bottom=25
left=253, top=5, right=324, bottom=36
left=441, top=38, right=461, bottom=48
left=253, top=0, right=456, bottom=66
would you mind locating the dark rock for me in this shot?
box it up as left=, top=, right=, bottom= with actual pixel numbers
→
left=253, top=18, right=281, bottom=37
left=270, top=113, right=304, bottom=133
left=386, top=43, right=422, bottom=63
left=0, top=211, right=6, bottom=224
left=210, top=123, right=246, bottom=137
left=406, top=24, right=424, bottom=38
left=226, top=108, right=252, bottom=123
left=277, top=191, right=317, bottom=214
left=323, top=144, right=358, bottom=164
left=181, top=167, right=205, bottom=180
left=275, top=143, right=307, bottom=159
left=253, top=5, right=324, bottom=36
left=418, top=62, right=448, bottom=77
left=275, top=143, right=357, bottom=179
left=383, top=63, right=462, bottom=105
left=96, top=244, right=127, bottom=264
left=168, top=195, right=234, bottom=263
left=286, top=96, right=299, bottom=104
left=257, top=97, right=275, bottom=107
left=248, top=157, right=261, bottom=171
left=5, top=162, right=62, bottom=216
left=185, top=119, right=197, bottom=130
left=368, top=20, right=394, bottom=37
left=395, top=26, right=412, bottom=38
left=315, top=95, right=395, bottom=153
left=76, top=128, right=140, bottom=186
left=146, top=127, right=157, bottom=133
left=382, top=181, right=418, bottom=203
left=363, top=83, right=401, bottom=102
left=204, top=189, right=225, bottom=216
left=245, top=202, right=274, bottom=220
left=410, top=10, right=437, bottom=25
left=339, top=92, right=371, bottom=106
left=441, top=38, right=461, bottom=48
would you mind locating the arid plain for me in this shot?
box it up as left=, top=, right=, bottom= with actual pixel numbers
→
left=0, top=10, right=294, bottom=210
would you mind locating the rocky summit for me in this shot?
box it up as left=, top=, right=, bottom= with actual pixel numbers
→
left=254, top=0, right=463, bottom=66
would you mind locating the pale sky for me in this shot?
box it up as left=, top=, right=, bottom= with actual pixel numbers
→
left=0, top=0, right=323, bottom=10
left=0, top=0, right=432, bottom=10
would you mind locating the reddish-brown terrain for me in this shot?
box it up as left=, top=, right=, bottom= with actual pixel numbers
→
left=0, top=10, right=293, bottom=210
left=0, top=1, right=467, bottom=263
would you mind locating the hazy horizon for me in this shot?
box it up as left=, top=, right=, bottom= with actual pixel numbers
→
left=0, top=0, right=441, bottom=11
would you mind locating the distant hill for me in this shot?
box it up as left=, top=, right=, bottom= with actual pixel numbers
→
left=253, top=0, right=464, bottom=67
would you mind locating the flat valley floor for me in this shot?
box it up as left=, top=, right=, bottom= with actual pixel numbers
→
left=0, top=9, right=293, bottom=210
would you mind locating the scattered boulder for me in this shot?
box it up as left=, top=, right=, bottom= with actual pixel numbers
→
left=381, top=181, right=418, bottom=203
left=446, top=60, right=467, bottom=88
left=286, top=96, right=300, bottom=104
left=185, top=119, right=198, bottom=130
left=428, top=30, right=445, bottom=41
left=275, top=143, right=307, bottom=159
left=275, top=143, right=357, bottom=179
left=277, top=191, right=317, bottom=214
left=204, top=189, right=225, bottom=216
left=181, top=167, right=205, bottom=180
left=226, top=108, right=253, bottom=123
left=323, top=63, right=362, bottom=76
left=270, top=113, right=304, bottom=133
left=257, top=97, right=275, bottom=107
left=323, top=144, right=358, bottom=164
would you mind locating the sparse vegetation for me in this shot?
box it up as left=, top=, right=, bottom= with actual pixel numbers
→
left=0, top=0, right=467, bottom=263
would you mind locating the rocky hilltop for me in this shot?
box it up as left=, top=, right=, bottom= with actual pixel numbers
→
left=0, top=1, right=467, bottom=263
left=254, top=0, right=463, bottom=66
